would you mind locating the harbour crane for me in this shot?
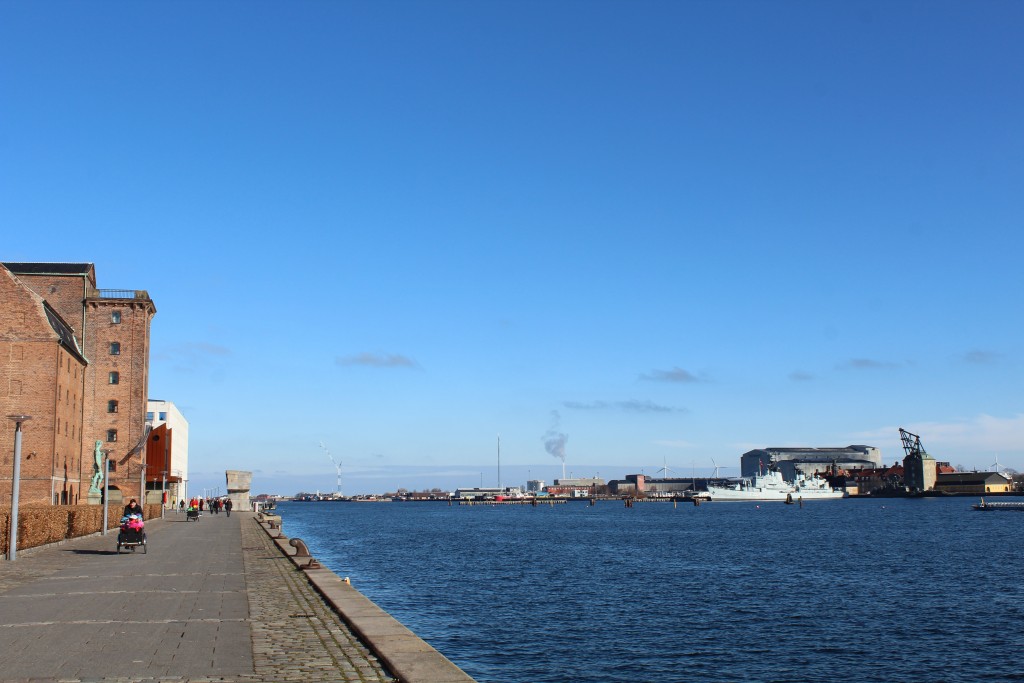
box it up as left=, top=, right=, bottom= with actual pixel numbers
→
left=899, top=427, right=932, bottom=493
left=899, top=428, right=927, bottom=459
left=319, top=441, right=342, bottom=498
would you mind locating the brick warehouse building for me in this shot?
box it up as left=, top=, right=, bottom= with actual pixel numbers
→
left=0, top=263, right=156, bottom=506
left=0, top=267, right=89, bottom=504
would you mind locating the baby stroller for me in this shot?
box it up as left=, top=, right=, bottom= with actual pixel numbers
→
left=186, top=506, right=200, bottom=521
left=117, top=514, right=147, bottom=553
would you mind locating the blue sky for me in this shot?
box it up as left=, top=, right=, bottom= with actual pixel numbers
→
left=2, top=1, right=1022, bottom=495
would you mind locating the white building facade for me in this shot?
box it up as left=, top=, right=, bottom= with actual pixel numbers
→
left=146, top=399, right=189, bottom=505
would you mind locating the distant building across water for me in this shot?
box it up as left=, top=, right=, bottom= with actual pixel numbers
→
left=741, top=445, right=882, bottom=479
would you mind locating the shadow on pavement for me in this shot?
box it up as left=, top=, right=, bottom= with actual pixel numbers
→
left=64, top=548, right=120, bottom=555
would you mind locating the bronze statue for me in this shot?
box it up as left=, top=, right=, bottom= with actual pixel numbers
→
left=89, top=440, right=104, bottom=494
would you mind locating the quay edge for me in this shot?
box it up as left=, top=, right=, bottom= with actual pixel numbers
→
left=257, top=514, right=476, bottom=683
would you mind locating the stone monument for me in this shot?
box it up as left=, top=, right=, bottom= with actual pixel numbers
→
left=225, top=469, right=252, bottom=511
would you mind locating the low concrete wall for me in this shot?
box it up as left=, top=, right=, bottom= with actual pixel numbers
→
left=256, top=514, right=475, bottom=683
left=1, top=503, right=161, bottom=554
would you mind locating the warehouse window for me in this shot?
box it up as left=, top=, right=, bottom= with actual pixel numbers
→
left=159, top=412, right=167, bottom=421
left=109, top=400, right=119, bottom=413
left=110, top=342, right=120, bottom=355
left=111, top=311, right=121, bottom=324
left=107, top=429, right=118, bottom=443
left=109, top=371, right=119, bottom=384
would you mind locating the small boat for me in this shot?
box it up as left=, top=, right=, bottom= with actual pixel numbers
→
left=972, top=498, right=1024, bottom=511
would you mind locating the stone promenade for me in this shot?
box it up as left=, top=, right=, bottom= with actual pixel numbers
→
left=0, top=509, right=395, bottom=682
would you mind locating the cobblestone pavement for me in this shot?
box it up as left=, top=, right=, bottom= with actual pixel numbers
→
left=0, top=511, right=394, bottom=683
left=240, top=514, right=395, bottom=683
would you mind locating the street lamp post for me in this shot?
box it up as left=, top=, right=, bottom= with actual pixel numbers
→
left=102, top=449, right=111, bottom=535
left=7, top=415, right=32, bottom=561
left=161, top=470, right=167, bottom=519
left=139, top=461, right=146, bottom=508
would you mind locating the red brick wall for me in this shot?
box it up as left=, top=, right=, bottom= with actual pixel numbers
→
left=9, top=271, right=93, bottom=342
left=0, top=269, right=87, bottom=505
left=54, top=346, right=87, bottom=503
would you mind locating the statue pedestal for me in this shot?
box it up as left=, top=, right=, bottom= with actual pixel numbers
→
left=87, top=493, right=102, bottom=506
left=225, top=469, right=252, bottom=512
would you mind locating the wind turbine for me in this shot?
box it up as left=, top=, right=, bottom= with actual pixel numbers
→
left=320, top=441, right=342, bottom=498
left=657, top=455, right=674, bottom=478
left=711, top=458, right=722, bottom=479
left=989, top=455, right=1012, bottom=478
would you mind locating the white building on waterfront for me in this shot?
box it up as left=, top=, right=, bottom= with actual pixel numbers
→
left=146, top=399, right=189, bottom=504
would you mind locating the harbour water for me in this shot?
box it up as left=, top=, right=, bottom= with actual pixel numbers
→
left=278, top=497, right=1024, bottom=683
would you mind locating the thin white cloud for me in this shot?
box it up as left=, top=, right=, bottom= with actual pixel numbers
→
left=853, top=414, right=1024, bottom=459
left=789, top=371, right=815, bottom=381
left=640, top=367, right=703, bottom=383
left=152, top=341, right=232, bottom=376
left=652, top=439, right=696, bottom=449
left=962, top=350, right=1001, bottom=365
left=564, top=399, right=684, bottom=414
left=336, top=353, right=420, bottom=369
left=152, top=341, right=231, bottom=362
left=839, top=358, right=901, bottom=370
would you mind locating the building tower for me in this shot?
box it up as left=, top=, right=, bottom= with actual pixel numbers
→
left=900, top=428, right=937, bottom=493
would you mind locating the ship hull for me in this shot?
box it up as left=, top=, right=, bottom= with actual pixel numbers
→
left=706, top=487, right=845, bottom=502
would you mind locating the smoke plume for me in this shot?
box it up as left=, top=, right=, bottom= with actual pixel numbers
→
left=543, top=411, right=568, bottom=462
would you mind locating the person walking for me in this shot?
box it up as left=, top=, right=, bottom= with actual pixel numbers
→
left=198, top=498, right=204, bottom=513
left=224, top=497, right=233, bottom=517
left=179, top=499, right=185, bottom=514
